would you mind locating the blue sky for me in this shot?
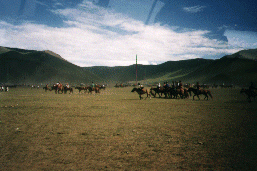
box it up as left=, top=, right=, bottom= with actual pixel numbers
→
left=0, top=0, right=257, bottom=66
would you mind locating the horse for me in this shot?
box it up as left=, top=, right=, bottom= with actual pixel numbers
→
left=188, top=87, right=213, bottom=100
left=150, top=87, right=169, bottom=98
left=43, top=86, right=52, bottom=92
left=64, top=87, right=73, bottom=94
left=172, top=88, right=189, bottom=99
left=75, top=86, right=88, bottom=93
left=240, top=88, right=257, bottom=102
left=52, top=83, right=64, bottom=94
left=131, top=88, right=151, bottom=100
left=88, top=87, right=100, bottom=94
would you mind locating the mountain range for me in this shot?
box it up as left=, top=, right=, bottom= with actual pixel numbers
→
left=1, top=46, right=256, bottom=86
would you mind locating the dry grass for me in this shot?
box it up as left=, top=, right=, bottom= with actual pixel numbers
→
left=1, top=87, right=257, bottom=170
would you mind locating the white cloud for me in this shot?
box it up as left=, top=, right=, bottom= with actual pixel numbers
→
left=0, top=1, right=244, bottom=66
left=183, top=5, right=206, bottom=13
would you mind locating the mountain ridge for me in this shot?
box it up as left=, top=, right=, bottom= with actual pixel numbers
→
left=1, top=46, right=256, bottom=86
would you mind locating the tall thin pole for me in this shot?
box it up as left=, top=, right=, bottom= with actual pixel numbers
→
left=136, top=54, right=138, bottom=85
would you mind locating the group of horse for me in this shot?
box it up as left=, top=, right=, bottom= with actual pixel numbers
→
left=131, top=86, right=213, bottom=100
left=43, top=83, right=73, bottom=94
left=43, top=83, right=106, bottom=94
left=75, top=86, right=102, bottom=94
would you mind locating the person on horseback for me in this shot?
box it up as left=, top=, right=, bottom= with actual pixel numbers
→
left=138, top=83, right=144, bottom=90
left=249, top=82, right=257, bottom=96
left=157, top=82, right=161, bottom=89
left=91, top=82, right=95, bottom=88
left=196, top=82, right=201, bottom=94
left=66, top=83, right=70, bottom=88
left=164, top=81, right=169, bottom=89
left=178, top=81, right=183, bottom=93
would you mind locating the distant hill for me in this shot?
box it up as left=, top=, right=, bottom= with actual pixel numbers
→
left=0, top=46, right=100, bottom=85
left=1, top=46, right=256, bottom=86
left=224, top=49, right=257, bottom=61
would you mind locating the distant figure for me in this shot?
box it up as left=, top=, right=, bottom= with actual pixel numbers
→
left=157, top=82, right=161, bottom=89
left=91, top=82, right=95, bottom=88
left=178, top=80, right=183, bottom=90
left=172, top=81, right=175, bottom=88
left=249, top=82, right=257, bottom=95
left=196, top=82, right=201, bottom=94
left=138, top=83, right=144, bottom=90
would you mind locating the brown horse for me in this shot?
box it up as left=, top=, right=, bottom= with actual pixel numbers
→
left=75, top=86, right=89, bottom=93
left=131, top=88, right=151, bottom=100
left=188, top=87, right=213, bottom=100
left=52, top=83, right=64, bottom=94
left=240, top=88, right=257, bottom=102
left=172, top=88, right=189, bottom=99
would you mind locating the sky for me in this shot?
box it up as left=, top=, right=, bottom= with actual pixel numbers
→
left=0, top=0, right=257, bottom=67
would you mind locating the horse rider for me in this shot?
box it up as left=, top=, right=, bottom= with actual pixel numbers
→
left=91, top=82, right=95, bottom=90
left=178, top=81, right=183, bottom=90
left=172, top=81, right=175, bottom=88
left=66, top=83, right=70, bottom=88
left=138, top=83, right=144, bottom=90
left=196, top=82, right=201, bottom=94
left=249, top=82, right=257, bottom=95
left=157, top=82, right=161, bottom=89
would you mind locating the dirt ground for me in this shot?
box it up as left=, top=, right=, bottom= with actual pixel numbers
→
left=0, top=86, right=256, bottom=170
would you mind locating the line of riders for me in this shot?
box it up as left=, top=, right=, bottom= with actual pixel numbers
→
left=0, top=85, right=9, bottom=92
left=43, top=82, right=105, bottom=94
left=133, top=81, right=257, bottom=101
left=132, top=81, right=213, bottom=100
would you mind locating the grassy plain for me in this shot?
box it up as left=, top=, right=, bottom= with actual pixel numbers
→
left=1, top=86, right=257, bottom=170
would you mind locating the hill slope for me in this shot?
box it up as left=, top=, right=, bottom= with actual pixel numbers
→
left=1, top=46, right=256, bottom=86
left=0, top=47, right=100, bottom=84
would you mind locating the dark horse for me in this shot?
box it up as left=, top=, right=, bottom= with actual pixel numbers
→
left=188, top=87, right=213, bottom=100
left=170, top=88, right=189, bottom=99
left=43, top=86, right=52, bottom=92
left=52, top=83, right=64, bottom=94
left=64, top=87, right=73, bottom=94
left=240, top=88, right=257, bottom=102
left=88, top=87, right=100, bottom=94
left=150, top=87, right=169, bottom=98
left=131, top=88, right=151, bottom=100
left=75, top=86, right=89, bottom=93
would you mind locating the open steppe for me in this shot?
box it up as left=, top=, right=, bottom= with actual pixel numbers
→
left=1, top=86, right=256, bottom=170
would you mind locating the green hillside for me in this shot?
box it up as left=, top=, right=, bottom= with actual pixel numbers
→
left=1, top=46, right=256, bottom=86
left=0, top=47, right=100, bottom=85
